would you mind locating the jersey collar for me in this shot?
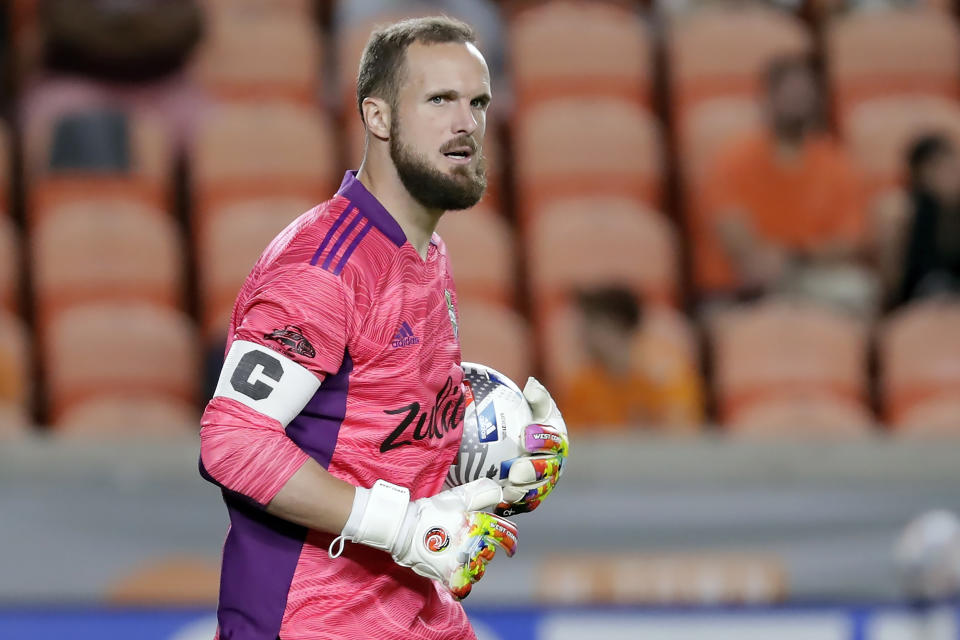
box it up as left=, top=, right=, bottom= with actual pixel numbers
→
left=336, top=171, right=407, bottom=248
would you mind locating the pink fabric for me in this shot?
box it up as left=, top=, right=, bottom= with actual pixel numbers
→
left=199, top=396, right=310, bottom=506
left=203, top=177, right=475, bottom=638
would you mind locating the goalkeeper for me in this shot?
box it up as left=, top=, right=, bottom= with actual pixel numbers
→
left=198, top=16, right=567, bottom=640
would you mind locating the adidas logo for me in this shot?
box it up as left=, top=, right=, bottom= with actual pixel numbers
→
left=391, top=321, right=421, bottom=348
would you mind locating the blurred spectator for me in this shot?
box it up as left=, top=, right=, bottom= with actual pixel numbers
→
left=698, top=55, right=876, bottom=314
left=558, top=287, right=702, bottom=432
left=21, top=0, right=206, bottom=152
left=896, top=134, right=960, bottom=306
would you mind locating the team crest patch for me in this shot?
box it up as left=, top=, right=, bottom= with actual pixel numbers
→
left=445, top=289, right=458, bottom=339
left=264, top=325, right=316, bottom=358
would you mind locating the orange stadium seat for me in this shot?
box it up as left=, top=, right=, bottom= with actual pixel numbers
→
left=56, top=395, right=200, bottom=435
left=24, top=111, right=171, bottom=218
left=513, top=98, right=663, bottom=217
left=710, top=298, right=870, bottom=426
left=0, top=310, right=31, bottom=417
left=0, top=215, right=18, bottom=313
left=457, top=300, right=533, bottom=385
left=542, top=302, right=697, bottom=392
left=893, top=397, right=960, bottom=438
left=436, top=205, right=515, bottom=307
left=106, top=554, right=220, bottom=605
left=508, top=0, right=652, bottom=110
left=192, top=102, right=337, bottom=227
left=879, top=300, right=960, bottom=426
left=43, top=302, right=198, bottom=422
left=526, top=197, right=680, bottom=312
left=197, top=196, right=314, bottom=337
left=678, top=97, right=762, bottom=190
left=193, top=8, right=321, bottom=103
left=827, top=8, right=960, bottom=126
left=667, top=4, right=811, bottom=125
left=31, top=197, right=184, bottom=325
left=844, top=96, right=960, bottom=196
left=728, top=395, right=875, bottom=439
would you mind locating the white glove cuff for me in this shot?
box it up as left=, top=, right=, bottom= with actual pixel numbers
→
left=343, top=479, right=410, bottom=551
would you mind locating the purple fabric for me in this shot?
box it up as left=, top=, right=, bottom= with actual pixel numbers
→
left=213, top=350, right=353, bottom=638
left=320, top=212, right=363, bottom=271
left=285, top=349, right=353, bottom=469
left=336, top=170, right=406, bottom=248
left=309, top=205, right=354, bottom=267
left=217, top=499, right=306, bottom=639
left=333, top=221, right=372, bottom=276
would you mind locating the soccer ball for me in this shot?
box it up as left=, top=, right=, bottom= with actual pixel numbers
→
left=445, top=362, right=532, bottom=489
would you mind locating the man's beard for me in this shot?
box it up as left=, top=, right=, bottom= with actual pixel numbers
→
left=390, top=118, right=487, bottom=211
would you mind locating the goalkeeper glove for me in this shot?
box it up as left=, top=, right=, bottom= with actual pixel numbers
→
left=496, top=377, right=569, bottom=517
left=332, top=477, right=518, bottom=600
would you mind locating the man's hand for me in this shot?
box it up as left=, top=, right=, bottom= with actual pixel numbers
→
left=496, top=377, right=569, bottom=517
left=336, top=478, right=518, bottom=600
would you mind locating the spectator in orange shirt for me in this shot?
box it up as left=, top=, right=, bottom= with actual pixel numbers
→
left=696, top=55, right=877, bottom=315
left=559, top=287, right=703, bottom=432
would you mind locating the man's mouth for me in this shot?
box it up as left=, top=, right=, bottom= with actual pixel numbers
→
left=443, top=146, right=474, bottom=164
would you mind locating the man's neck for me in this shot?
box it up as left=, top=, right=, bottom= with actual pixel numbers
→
left=355, top=164, right=441, bottom=260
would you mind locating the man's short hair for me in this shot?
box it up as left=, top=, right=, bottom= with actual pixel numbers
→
left=356, top=16, right=477, bottom=123
left=576, top=286, right=643, bottom=332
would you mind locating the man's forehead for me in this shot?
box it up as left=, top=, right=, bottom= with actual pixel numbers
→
left=402, top=41, right=490, bottom=92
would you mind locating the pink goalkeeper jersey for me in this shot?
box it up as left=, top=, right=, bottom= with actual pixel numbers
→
left=199, top=171, right=474, bottom=640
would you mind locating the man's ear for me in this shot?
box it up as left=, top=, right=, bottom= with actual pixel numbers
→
left=361, top=97, right=391, bottom=141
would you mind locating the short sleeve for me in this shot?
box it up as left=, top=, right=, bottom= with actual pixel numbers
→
left=233, top=262, right=350, bottom=380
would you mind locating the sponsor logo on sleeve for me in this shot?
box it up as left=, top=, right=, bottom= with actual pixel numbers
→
left=264, top=325, right=316, bottom=358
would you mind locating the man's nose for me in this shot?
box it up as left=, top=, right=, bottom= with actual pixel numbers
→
left=452, top=99, right=479, bottom=136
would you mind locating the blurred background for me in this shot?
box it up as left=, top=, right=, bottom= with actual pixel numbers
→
left=2, top=0, right=960, bottom=638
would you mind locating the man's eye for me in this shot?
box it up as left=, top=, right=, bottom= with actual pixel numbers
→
left=430, top=96, right=444, bottom=104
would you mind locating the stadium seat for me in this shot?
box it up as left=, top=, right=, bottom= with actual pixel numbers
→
left=31, top=197, right=184, bottom=324
left=436, top=205, right=515, bottom=307
left=56, top=395, right=200, bottom=435
left=879, top=300, right=960, bottom=425
left=826, top=8, right=960, bottom=125
left=513, top=98, right=663, bottom=217
left=678, top=97, right=762, bottom=190
left=457, top=300, right=533, bottom=385
left=709, top=298, right=870, bottom=425
left=0, top=403, right=30, bottom=436
left=193, top=8, right=321, bottom=103
left=43, top=302, right=199, bottom=423
left=526, top=197, right=679, bottom=311
left=844, top=96, right=960, bottom=196
left=0, top=310, right=31, bottom=415
left=23, top=110, right=171, bottom=197
left=537, top=552, right=787, bottom=605
left=197, top=196, right=313, bottom=337
left=893, top=397, right=960, bottom=438
left=728, top=395, right=875, bottom=439
left=507, top=0, right=652, bottom=110
left=0, top=215, right=18, bottom=313
left=542, top=302, right=697, bottom=393
left=667, top=4, right=811, bottom=123
left=106, top=554, right=219, bottom=605
left=191, top=102, right=336, bottom=225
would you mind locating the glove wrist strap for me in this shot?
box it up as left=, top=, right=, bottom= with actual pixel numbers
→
left=343, top=479, right=410, bottom=551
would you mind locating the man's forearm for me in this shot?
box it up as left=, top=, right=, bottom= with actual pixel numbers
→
left=265, top=457, right=356, bottom=534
